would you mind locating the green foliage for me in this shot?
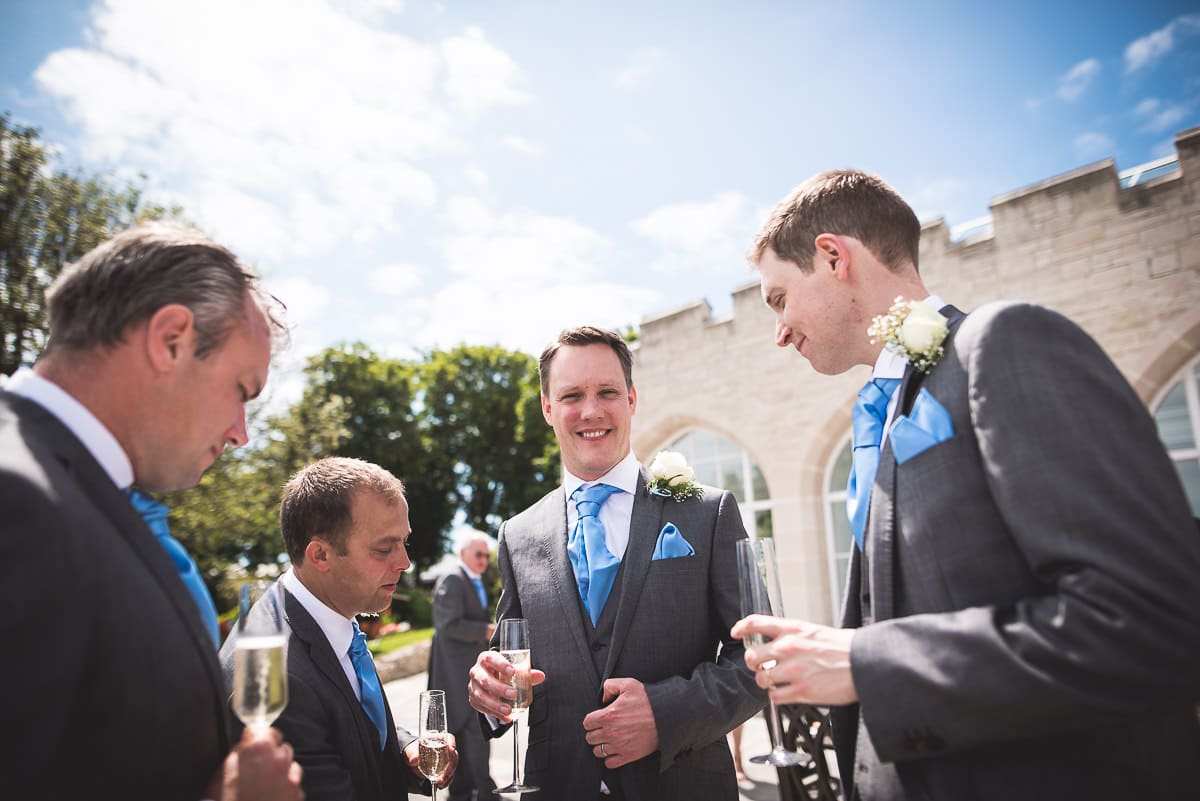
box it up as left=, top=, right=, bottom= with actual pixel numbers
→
left=422, top=345, right=560, bottom=534
left=0, top=113, right=182, bottom=375
left=366, top=627, right=433, bottom=657
left=391, top=580, right=434, bottom=628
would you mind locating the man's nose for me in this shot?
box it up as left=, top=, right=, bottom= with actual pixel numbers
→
left=775, top=320, right=793, bottom=348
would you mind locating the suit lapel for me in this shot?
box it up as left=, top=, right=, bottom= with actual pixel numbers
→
left=459, top=566, right=484, bottom=615
left=869, top=304, right=968, bottom=622
left=602, top=469, right=662, bottom=680
left=539, top=493, right=601, bottom=690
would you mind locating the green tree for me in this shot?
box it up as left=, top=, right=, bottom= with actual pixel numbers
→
left=0, top=113, right=179, bottom=375
left=299, top=343, right=459, bottom=572
left=422, top=344, right=559, bottom=533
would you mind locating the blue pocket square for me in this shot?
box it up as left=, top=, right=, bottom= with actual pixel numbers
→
left=890, top=388, right=954, bottom=465
left=652, top=522, right=695, bottom=560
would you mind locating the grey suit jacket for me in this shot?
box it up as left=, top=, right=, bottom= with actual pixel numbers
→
left=219, top=583, right=421, bottom=801
left=489, top=467, right=765, bottom=801
left=429, top=567, right=491, bottom=733
left=0, top=391, right=233, bottom=800
left=833, top=302, right=1200, bottom=801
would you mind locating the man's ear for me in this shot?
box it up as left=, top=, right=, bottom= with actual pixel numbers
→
left=541, top=393, right=553, bottom=425
left=814, top=233, right=851, bottom=279
left=145, top=304, right=195, bottom=371
left=305, top=538, right=335, bottom=573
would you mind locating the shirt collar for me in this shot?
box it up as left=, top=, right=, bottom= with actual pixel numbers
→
left=562, top=450, right=641, bottom=500
left=5, top=367, right=133, bottom=489
left=458, top=560, right=483, bottom=580
left=281, top=568, right=357, bottom=657
left=872, top=294, right=947, bottom=379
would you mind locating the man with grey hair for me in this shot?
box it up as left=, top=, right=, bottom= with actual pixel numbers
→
left=0, top=222, right=302, bottom=800
left=429, top=530, right=497, bottom=801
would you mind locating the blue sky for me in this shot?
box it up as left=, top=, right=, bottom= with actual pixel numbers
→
left=3, top=0, right=1198, bottom=394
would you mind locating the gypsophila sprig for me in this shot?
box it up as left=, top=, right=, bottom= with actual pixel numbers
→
left=868, top=297, right=949, bottom=374
left=646, top=451, right=703, bottom=501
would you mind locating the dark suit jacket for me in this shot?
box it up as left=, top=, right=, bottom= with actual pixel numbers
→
left=0, top=391, right=233, bottom=800
left=429, top=567, right=491, bottom=733
left=219, top=583, right=421, bottom=801
left=833, top=302, right=1200, bottom=800
left=489, top=467, right=765, bottom=801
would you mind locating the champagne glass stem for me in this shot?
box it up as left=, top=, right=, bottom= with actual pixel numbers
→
left=512, top=718, right=521, bottom=785
left=766, top=698, right=785, bottom=749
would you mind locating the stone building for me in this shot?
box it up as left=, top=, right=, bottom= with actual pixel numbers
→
left=630, top=125, right=1200, bottom=624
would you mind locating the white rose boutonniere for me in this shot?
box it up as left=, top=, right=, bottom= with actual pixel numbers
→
left=646, top=450, right=703, bottom=501
left=868, top=297, right=949, bottom=374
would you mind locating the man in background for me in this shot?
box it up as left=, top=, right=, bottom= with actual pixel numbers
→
left=0, top=222, right=303, bottom=800
left=429, top=532, right=497, bottom=801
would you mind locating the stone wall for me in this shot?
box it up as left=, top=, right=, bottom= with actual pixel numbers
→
left=630, top=126, right=1200, bottom=623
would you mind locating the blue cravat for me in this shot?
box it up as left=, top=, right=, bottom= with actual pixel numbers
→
left=567, top=483, right=623, bottom=626
left=470, top=576, right=487, bottom=610
left=126, top=489, right=220, bottom=646
left=846, top=378, right=902, bottom=548
left=350, top=620, right=389, bottom=750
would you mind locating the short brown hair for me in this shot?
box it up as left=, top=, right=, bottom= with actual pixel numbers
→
left=280, top=457, right=406, bottom=564
left=44, top=221, right=288, bottom=358
left=538, top=326, right=633, bottom=395
left=750, top=169, right=921, bottom=274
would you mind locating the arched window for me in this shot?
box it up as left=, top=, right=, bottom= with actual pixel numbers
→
left=1152, top=354, right=1200, bottom=515
left=665, top=429, right=773, bottom=538
left=823, top=438, right=853, bottom=612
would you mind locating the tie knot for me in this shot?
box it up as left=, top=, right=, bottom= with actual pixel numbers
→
left=573, top=483, right=620, bottom=519
left=125, top=488, right=169, bottom=526
left=350, top=620, right=369, bottom=656
left=857, top=378, right=901, bottom=415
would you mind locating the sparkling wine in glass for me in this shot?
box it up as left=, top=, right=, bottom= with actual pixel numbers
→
left=419, top=690, right=450, bottom=800
left=495, top=618, right=538, bottom=795
left=232, top=581, right=288, bottom=733
left=736, top=538, right=811, bottom=767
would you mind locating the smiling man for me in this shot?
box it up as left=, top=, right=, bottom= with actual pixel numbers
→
left=221, top=456, right=459, bottom=801
left=466, top=326, right=764, bottom=801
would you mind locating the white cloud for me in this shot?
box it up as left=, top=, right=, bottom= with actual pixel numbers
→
left=613, top=46, right=666, bottom=91
left=31, top=0, right=525, bottom=263
left=1057, top=58, right=1100, bottom=102
left=414, top=198, right=658, bottom=353
left=1125, top=13, right=1200, bottom=74
left=502, top=135, right=543, bottom=156
left=906, top=176, right=970, bottom=223
left=370, top=263, right=426, bottom=294
left=631, top=192, right=759, bottom=275
left=1074, top=131, right=1114, bottom=160
left=265, top=276, right=331, bottom=329
left=441, top=26, right=531, bottom=114
left=1132, top=97, right=1188, bottom=133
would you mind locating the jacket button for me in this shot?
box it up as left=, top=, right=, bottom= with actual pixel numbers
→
left=591, top=642, right=604, bottom=652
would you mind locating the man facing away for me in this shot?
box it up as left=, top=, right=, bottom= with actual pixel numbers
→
left=467, top=325, right=765, bottom=801
left=0, top=222, right=303, bottom=800
left=429, top=532, right=497, bottom=801
left=221, top=456, right=459, bottom=801
left=733, top=169, right=1200, bottom=800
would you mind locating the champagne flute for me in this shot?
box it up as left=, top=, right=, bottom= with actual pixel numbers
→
left=736, top=538, right=811, bottom=767
left=232, top=580, right=288, bottom=733
left=494, top=618, right=538, bottom=795
left=418, top=690, right=450, bottom=800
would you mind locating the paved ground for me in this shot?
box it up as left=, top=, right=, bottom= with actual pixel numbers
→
left=385, top=670, right=783, bottom=800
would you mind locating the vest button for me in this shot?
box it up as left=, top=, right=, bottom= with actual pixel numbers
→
left=591, top=642, right=604, bottom=652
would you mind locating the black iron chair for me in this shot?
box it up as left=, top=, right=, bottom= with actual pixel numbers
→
left=774, top=704, right=842, bottom=801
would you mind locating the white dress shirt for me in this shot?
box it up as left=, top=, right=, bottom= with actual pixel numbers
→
left=5, top=367, right=133, bottom=489
left=562, top=450, right=641, bottom=559
left=280, top=568, right=363, bottom=701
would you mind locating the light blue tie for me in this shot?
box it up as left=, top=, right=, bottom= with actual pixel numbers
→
left=846, top=378, right=902, bottom=548
left=126, top=488, right=220, bottom=647
left=567, top=483, right=622, bottom=626
left=471, top=576, right=488, bottom=610
left=350, top=619, right=389, bottom=750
